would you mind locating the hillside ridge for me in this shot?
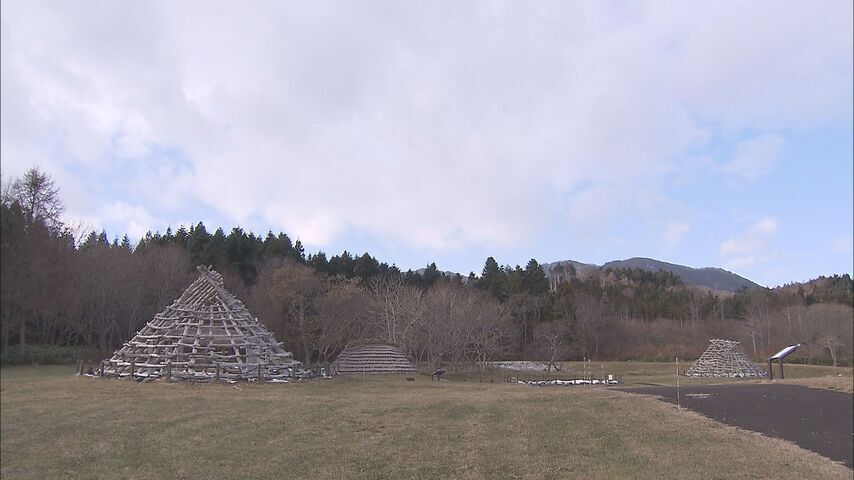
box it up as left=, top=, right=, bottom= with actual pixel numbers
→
left=543, top=257, right=761, bottom=292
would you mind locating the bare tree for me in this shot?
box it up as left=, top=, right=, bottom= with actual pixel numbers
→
left=537, top=321, right=569, bottom=371
left=0, top=172, right=14, bottom=206
left=805, top=304, right=853, bottom=367
left=369, top=274, right=425, bottom=353
left=255, top=260, right=325, bottom=365
left=573, top=291, right=609, bottom=358
left=741, top=290, right=773, bottom=358
left=463, top=296, right=510, bottom=369
left=10, top=167, right=64, bottom=233
left=420, top=284, right=466, bottom=367
left=314, top=279, right=369, bottom=364
left=415, top=283, right=510, bottom=369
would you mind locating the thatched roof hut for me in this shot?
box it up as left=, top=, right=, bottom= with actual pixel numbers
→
left=331, top=342, right=416, bottom=374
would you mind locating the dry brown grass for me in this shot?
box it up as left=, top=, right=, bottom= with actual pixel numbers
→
left=755, top=364, right=854, bottom=393
left=1, top=366, right=850, bottom=480
left=778, top=374, right=854, bottom=393
left=454, top=362, right=854, bottom=391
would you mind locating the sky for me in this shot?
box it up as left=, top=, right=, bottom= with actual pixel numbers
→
left=1, top=1, right=852, bottom=287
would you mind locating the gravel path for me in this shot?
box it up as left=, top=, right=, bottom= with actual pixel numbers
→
left=623, top=383, right=853, bottom=467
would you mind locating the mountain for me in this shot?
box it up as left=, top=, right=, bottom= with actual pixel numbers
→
left=543, top=257, right=761, bottom=293
left=414, top=256, right=762, bottom=293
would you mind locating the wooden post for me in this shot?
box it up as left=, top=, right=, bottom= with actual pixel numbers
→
left=779, top=360, right=784, bottom=380
left=99, top=361, right=104, bottom=378
left=257, top=364, right=263, bottom=383
left=166, top=361, right=172, bottom=382
left=768, top=359, right=774, bottom=380
left=290, top=365, right=296, bottom=380
left=215, top=362, right=220, bottom=383
left=130, top=360, right=135, bottom=380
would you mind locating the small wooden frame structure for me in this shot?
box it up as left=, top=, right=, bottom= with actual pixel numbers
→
left=768, top=344, right=801, bottom=380
left=331, top=342, right=416, bottom=374
left=685, top=339, right=766, bottom=378
left=101, top=265, right=300, bottom=382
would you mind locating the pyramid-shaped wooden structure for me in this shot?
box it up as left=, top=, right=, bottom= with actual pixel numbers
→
left=102, top=265, right=300, bottom=381
left=685, top=339, right=766, bottom=377
left=331, top=342, right=416, bottom=374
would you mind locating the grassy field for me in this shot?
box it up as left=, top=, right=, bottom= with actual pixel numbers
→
left=1, top=365, right=851, bottom=479
left=446, top=361, right=853, bottom=389
left=779, top=374, right=854, bottom=394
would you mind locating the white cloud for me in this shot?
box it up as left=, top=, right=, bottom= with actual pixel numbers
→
left=62, top=202, right=161, bottom=242
left=663, top=221, right=691, bottom=248
left=1, top=1, right=851, bottom=253
left=751, top=217, right=779, bottom=236
left=720, top=216, right=780, bottom=268
left=832, top=236, right=853, bottom=254
left=101, top=202, right=160, bottom=240
left=724, top=133, right=785, bottom=179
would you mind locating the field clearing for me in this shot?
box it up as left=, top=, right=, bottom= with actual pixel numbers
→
left=2, top=366, right=851, bottom=480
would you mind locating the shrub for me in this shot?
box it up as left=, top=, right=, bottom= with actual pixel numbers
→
left=0, top=345, right=99, bottom=366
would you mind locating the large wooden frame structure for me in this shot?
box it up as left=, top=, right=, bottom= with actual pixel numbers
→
left=102, top=265, right=300, bottom=381
left=685, top=339, right=766, bottom=378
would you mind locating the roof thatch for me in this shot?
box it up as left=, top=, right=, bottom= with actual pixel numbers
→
left=331, top=343, right=416, bottom=374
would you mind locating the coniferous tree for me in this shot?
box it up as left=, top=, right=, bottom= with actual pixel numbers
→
left=187, top=222, right=210, bottom=265
left=120, top=234, right=133, bottom=251
left=308, top=251, right=330, bottom=273
left=293, top=239, right=305, bottom=262
left=79, top=231, right=99, bottom=251
left=354, top=253, right=379, bottom=283
left=423, top=262, right=441, bottom=287
left=524, top=259, right=549, bottom=295
left=262, top=232, right=281, bottom=257
left=277, top=233, right=294, bottom=257
left=479, top=257, right=506, bottom=300
left=206, top=228, right=228, bottom=268
left=174, top=226, right=189, bottom=248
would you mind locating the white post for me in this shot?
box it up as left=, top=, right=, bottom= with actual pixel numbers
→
left=676, top=357, right=680, bottom=409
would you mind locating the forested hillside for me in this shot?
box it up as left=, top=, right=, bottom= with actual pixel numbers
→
left=601, top=258, right=760, bottom=292
left=2, top=168, right=852, bottom=367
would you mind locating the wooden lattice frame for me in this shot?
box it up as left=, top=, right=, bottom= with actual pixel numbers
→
left=102, top=265, right=300, bottom=381
left=685, top=339, right=766, bottom=377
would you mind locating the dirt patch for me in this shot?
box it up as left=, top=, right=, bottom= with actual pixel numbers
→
left=623, top=383, right=854, bottom=468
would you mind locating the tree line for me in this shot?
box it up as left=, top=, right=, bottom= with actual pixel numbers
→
left=2, top=167, right=852, bottom=367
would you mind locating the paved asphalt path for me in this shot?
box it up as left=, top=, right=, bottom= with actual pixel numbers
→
left=623, top=383, right=853, bottom=467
